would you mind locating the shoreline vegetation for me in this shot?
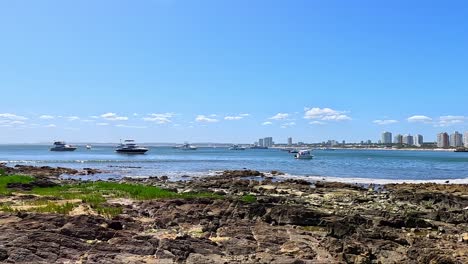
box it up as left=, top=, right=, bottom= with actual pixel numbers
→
left=0, top=165, right=467, bottom=263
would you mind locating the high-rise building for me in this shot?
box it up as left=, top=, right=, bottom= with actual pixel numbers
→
left=258, top=138, right=264, bottom=147
left=263, top=137, right=273, bottom=147
left=287, top=137, right=292, bottom=146
left=381, top=132, right=392, bottom=144
left=402, top=134, right=414, bottom=146
left=394, top=134, right=403, bottom=144
left=437, top=132, right=449, bottom=148
left=414, top=134, right=424, bottom=147
left=465, top=131, right=468, bottom=148
left=450, top=131, right=463, bottom=147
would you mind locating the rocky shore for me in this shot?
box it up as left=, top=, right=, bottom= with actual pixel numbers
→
left=0, top=165, right=467, bottom=263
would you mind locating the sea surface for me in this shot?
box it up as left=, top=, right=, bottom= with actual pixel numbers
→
left=1, top=145, right=468, bottom=184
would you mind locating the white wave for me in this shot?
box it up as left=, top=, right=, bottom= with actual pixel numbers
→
left=273, top=173, right=468, bottom=184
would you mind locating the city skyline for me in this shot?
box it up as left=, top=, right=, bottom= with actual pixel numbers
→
left=1, top=1, right=468, bottom=143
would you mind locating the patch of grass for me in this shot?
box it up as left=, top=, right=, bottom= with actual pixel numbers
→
left=94, top=205, right=123, bottom=218
left=0, top=202, right=77, bottom=214
left=31, top=181, right=221, bottom=201
left=1, top=180, right=220, bottom=218
left=240, top=194, right=257, bottom=203
left=0, top=175, right=35, bottom=195
left=0, top=169, right=5, bottom=176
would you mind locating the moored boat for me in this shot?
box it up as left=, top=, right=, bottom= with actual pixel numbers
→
left=229, top=145, right=246, bottom=150
left=294, top=150, right=313, bottom=159
left=176, top=143, right=197, bottom=150
left=116, top=140, right=148, bottom=154
left=50, top=141, right=77, bottom=151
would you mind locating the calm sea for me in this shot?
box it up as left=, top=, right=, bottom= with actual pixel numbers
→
left=1, top=145, right=467, bottom=184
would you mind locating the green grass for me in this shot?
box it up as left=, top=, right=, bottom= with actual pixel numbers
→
left=240, top=194, right=257, bottom=203
left=0, top=175, right=35, bottom=195
left=31, top=181, right=221, bottom=200
left=0, top=175, right=221, bottom=218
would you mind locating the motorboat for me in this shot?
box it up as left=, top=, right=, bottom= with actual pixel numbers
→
left=229, top=145, right=245, bottom=150
left=177, top=143, right=197, bottom=150
left=294, top=150, right=313, bottom=159
left=116, top=140, right=149, bottom=154
left=50, top=141, right=77, bottom=151
left=86, top=144, right=92, bottom=150
left=289, top=149, right=299, bottom=154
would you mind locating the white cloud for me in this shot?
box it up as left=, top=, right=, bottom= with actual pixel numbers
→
left=90, top=116, right=99, bottom=119
left=0, top=113, right=27, bottom=120
left=39, top=115, right=55, bottom=120
left=436, top=115, right=466, bottom=127
left=224, top=113, right=250, bottom=120
left=143, top=113, right=174, bottom=124
left=115, top=124, right=147, bottom=129
left=373, top=119, right=399, bottom=125
left=45, top=124, right=56, bottom=128
left=66, top=116, right=80, bottom=121
left=262, top=121, right=273, bottom=126
left=224, top=116, right=243, bottom=120
left=407, top=115, right=432, bottom=123
left=195, top=115, right=219, bottom=123
left=280, top=122, right=296, bottom=128
left=269, top=113, right=289, bottom=120
left=309, top=121, right=326, bottom=125
left=304, top=107, right=351, bottom=121
left=100, top=113, right=128, bottom=121
left=96, top=123, right=109, bottom=126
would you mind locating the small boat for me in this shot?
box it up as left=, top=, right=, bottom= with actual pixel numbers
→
left=50, top=141, right=77, bottom=151
left=289, top=149, right=299, bottom=154
left=294, top=150, right=313, bottom=159
left=454, top=147, right=468, bottom=152
left=86, top=144, right=92, bottom=150
left=229, top=145, right=245, bottom=150
left=177, top=143, right=197, bottom=150
left=116, top=140, right=148, bottom=154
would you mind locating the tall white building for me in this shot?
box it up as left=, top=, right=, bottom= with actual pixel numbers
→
left=403, top=134, right=414, bottom=146
left=287, top=137, right=293, bottom=146
left=263, top=137, right=274, bottom=148
left=437, top=132, right=449, bottom=148
left=450, top=131, right=463, bottom=147
left=394, top=134, right=403, bottom=144
left=465, top=131, right=468, bottom=148
left=258, top=138, right=264, bottom=147
left=414, top=134, right=424, bottom=147
left=381, top=132, right=392, bottom=144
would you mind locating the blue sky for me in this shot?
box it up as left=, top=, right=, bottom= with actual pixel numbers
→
left=0, top=0, right=467, bottom=143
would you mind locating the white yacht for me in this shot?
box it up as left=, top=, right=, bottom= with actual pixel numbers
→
left=116, top=140, right=149, bottom=154
left=86, top=144, right=92, bottom=150
left=177, top=143, right=197, bottom=150
left=50, top=141, right=77, bottom=151
left=229, top=145, right=245, bottom=150
left=294, top=150, right=313, bottom=160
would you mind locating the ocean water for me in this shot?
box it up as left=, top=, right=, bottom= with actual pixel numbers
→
left=1, top=145, right=467, bottom=184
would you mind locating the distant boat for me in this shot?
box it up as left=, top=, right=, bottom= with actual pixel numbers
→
left=50, top=141, right=77, bottom=151
left=86, top=144, right=92, bottom=150
left=176, top=143, right=197, bottom=150
left=294, top=150, right=313, bottom=160
left=289, top=149, right=299, bottom=154
left=454, top=147, right=468, bottom=152
left=116, top=140, right=148, bottom=154
left=229, top=145, right=245, bottom=150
